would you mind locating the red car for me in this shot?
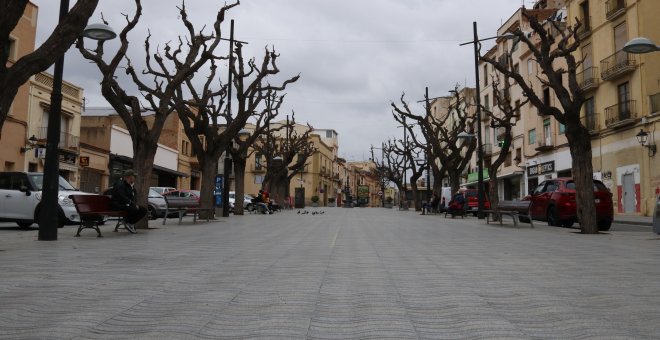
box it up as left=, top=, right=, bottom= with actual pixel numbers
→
left=463, top=189, right=491, bottom=216
left=522, top=178, right=613, bottom=230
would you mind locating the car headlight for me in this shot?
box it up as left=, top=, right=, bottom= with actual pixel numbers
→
left=58, top=195, right=74, bottom=207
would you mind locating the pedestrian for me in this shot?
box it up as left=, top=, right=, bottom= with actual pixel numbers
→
left=110, top=169, right=147, bottom=233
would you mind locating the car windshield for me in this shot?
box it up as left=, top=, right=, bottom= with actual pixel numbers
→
left=148, top=189, right=163, bottom=198
left=464, top=191, right=477, bottom=197
left=28, top=174, right=76, bottom=191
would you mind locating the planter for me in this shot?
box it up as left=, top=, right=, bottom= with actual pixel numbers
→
left=311, top=202, right=319, bottom=207
left=327, top=202, right=336, bottom=207
left=384, top=203, right=393, bottom=208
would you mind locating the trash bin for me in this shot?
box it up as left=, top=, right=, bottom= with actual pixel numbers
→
left=653, top=195, right=660, bottom=235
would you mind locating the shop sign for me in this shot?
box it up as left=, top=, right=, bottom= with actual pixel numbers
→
left=527, top=160, right=555, bottom=177
left=79, top=156, right=90, bottom=167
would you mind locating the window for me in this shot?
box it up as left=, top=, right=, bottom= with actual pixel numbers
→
left=527, top=59, right=534, bottom=75
left=326, top=130, right=333, bottom=138
left=3, top=37, right=16, bottom=61
left=543, top=119, right=551, bottom=143
left=581, top=1, right=591, bottom=29
left=529, top=129, right=536, bottom=144
left=582, top=42, right=593, bottom=70
left=618, top=82, right=630, bottom=118
left=559, top=122, right=566, bottom=134
left=614, top=21, right=627, bottom=52
left=484, top=94, right=490, bottom=110
left=543, top=88, right=551, bottom=106
left=513, top=63, right=520, bottom=74
left=515, top=148, right=522, bottom=164
left=255, top=153, right=263, bottom=170
left=483, top=64, right=488, bottom=86
left=584, top=97, right=596, bottom=130
left=254, top=175, right=264, bottom=184
left=514, top=100, right=521, bottom=123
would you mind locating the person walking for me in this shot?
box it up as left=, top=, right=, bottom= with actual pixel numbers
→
left=110, top=169, right=147, bottom=233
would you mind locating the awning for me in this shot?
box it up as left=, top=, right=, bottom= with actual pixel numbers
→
left=111, top=154, right=189, bottom=177
left=461, top=170, right=523, bottom=186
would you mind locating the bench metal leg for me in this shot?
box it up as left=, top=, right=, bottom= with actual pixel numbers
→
left=114, top=218, right=125, bottom=232
left=76, top=220, right=103, bottom=237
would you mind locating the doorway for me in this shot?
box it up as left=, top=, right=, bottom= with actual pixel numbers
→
left=622, top=173, right=635, bottom=213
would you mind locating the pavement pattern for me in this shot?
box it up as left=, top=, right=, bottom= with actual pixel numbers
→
left=1, top=208, right=659, bottom=339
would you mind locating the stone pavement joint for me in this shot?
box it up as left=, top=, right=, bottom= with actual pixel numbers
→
left=0, top=209, right=659, bottom=339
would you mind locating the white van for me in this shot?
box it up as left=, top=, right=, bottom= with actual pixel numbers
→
left=0, top=172, right=97, bottom=229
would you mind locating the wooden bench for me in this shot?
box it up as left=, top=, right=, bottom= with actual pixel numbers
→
left=162, top=195, right=213, bottom=225
left=484, top=200, right=534, bottom=228
left=69, top=194, right=129, bottom=237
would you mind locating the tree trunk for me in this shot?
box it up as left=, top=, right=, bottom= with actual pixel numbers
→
left=198, top=157, right=219, bottom=220
left=567, top=127, right=598, bottom=233
left=133, top=141, right=158, bottom=229
left=410, top=182, right=420, bottom=210
left=488, top=174, right=500, bottom=222
left=449, top=171, right=461, bottom=195
left=233, top=158, right=247, bottom=215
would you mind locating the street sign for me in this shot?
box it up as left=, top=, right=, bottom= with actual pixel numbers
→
left=378, top=191, right=383, bottom=196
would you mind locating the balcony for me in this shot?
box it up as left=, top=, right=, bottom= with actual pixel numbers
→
left=576, top=16, right=592, bottom=40
left=605, top=0, right=626, bottom=21
left=498, top=54, right=509, bottom=68
left=582, top=112, right=600, bottom=134
left=605, top=100, right=636, bottom=129
left=37, top=127, right=79, bottom=152
left=600, top=50, right=636, bottom=81
left=535, top=136, right=554, bottom=152
left=576, top=67, right=599, bottom=92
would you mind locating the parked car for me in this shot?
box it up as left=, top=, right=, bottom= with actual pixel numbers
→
left=0, top=172, right=98, bottom=229
left=163, top=190, right=201, bottom=202
left=150, top=186, right=176, bottom=195
left=463, top=188, right=491, bottom=216
left=522, top=178, right=613, bottom=231
left=229, top=191, right=255, bottom=212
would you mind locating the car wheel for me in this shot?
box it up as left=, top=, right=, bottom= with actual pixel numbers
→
left=147, top=206, right=158, bottom=220
left=17, top=222, right=33, bottom=229
left=546, top=206, right=559, bottom=227
left=598, top=219, right=612, bottom=231
left=246, top=203, right=254, bottom=212
left=560, top=220, right=574, bottom=228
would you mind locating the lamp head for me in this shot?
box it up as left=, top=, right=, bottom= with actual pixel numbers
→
left=636, top=129, right=649, bottom=145
left=623, top=37, right=659, bottom=54
left=83, top=23, right=117, bottom=41
left=457, top=131, right=474, bottom=141
left=237, top=128, right=250, bottom=142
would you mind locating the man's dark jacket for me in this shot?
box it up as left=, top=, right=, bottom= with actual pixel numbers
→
left=110, top=179, right=136, bottom=210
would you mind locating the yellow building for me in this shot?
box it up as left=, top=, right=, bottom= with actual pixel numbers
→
left=567, top=0, right=660, bottom=216
left=1, top=2, right=37, bottom=173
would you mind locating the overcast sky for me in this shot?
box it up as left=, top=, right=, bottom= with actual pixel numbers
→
left=32, top=0, right=526, bottom=161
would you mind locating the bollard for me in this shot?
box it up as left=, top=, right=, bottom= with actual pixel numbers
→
left=653, top=195, right=660, bottom=235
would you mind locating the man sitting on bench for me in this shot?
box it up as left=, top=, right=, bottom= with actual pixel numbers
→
left=110, top=169, right=147, bottom=233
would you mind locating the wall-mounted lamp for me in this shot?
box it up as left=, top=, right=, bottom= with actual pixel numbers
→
left=635, top=129, right=656, bottom=157
left=20, top=135, right=38, bottom=153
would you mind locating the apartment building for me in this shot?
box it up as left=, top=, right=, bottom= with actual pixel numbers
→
left=567, top=0, right=659, bottom=216
left=468, top=0, right=659, bottom=217
left=1, top=3, right=37, bottom=173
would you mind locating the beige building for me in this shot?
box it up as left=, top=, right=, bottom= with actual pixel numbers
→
left=468, top=0, right=659, bottom=217
left=1, top=3, right=37, bottom=173
left=567, top=0, right=659, bottom=216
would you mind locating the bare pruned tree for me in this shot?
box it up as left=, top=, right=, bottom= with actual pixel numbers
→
left=77, top=0, right=239, bottom=227
left=0, top=0, right=99, bottom=138
left=253, top=113, right=316, bottom=206
left=387, top=133, right=427, bottom=210
left=480, top=10, right=602, bottom=233
left=483, top=72, right=529, bottom=220
left=228, top=92, right=282, bottom=215
left=392, top=89, right=476, bottom=195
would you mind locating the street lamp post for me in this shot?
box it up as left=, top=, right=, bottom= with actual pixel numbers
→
left=38, top=2, right=116, bottom=241
left=458, top=22, right=514, bottom=220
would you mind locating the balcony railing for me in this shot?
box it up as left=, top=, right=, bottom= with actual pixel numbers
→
left=582, top=112, right=600, bottom=133
left=600, top=50, right=636, bottom=80
left=606, top=0, right=626, bottom=21
left=37, top=127, right=79, bottom=152
left=605, top=100, right=636, bottom=128
left=535, top=136, right=554, bottom=152
left=576, top=16, right=592, bottom=40
left=576, top=67, right=599, bottom=92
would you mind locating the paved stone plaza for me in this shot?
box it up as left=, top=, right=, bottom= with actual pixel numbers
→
left=1, top=208, right=659, bottom=339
